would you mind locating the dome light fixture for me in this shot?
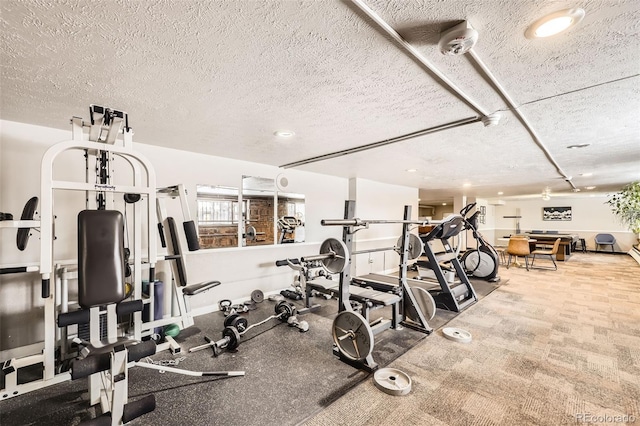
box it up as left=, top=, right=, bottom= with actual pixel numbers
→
left=525, top=8, right=585, bottom=39
left=274, top=130, right=295, bottom=138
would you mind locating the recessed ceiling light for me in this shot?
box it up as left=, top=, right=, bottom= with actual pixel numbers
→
left=497, top=191, right=504, bottom=195
left=463, top=183, right=471, bottom=187
left=442, top=203, right=447, bottom=206
left=406, top=168, right=417, bottom=173
left=566, top=143, right=590, bottom=149
left=525, top=8, right=585, bottom=39
left=585, top=186, right=596, bottom=190
left=580, top=172, right=593, bottom=177
left=274, top=130, right=295, bottom=138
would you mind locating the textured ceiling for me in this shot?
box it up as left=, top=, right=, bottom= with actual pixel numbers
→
left=1, top=0, right=639, bottom=204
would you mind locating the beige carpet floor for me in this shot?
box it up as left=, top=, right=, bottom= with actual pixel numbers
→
left=301, top=252, right=640, bottom=425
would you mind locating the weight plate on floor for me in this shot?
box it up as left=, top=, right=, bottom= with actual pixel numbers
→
left=223, top=313, right=240, bottom=328
left=251, top=289, right=264, bottom=303
left=319, top=238, right=349, bottom=274
left=442, top=327, right=472, bottom=343
left=229, top=316, right=248, bottom=333
left=396, top=234, right=424, bottom=260
left=331, top=311, right=374, bottom=361
left=275, top=300, right=295, bottom=319
left=406, top=286, right=437, bottom=321
left=373, top=368, right=412, bottom=396
left=223, top=326, right=241, bottom=351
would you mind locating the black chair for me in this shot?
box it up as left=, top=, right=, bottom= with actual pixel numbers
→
left=595, top=233, right=616, bottom=252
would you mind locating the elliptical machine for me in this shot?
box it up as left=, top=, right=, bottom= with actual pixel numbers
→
left=459, top=203, right=500, bottom=282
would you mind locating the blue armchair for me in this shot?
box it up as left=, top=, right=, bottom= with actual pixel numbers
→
left=594, top=233, right=616, bottom=252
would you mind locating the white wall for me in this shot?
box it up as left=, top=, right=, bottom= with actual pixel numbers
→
left=493, top=196, right=636, bottom=252
left=348, top=178, right=419, bottom=275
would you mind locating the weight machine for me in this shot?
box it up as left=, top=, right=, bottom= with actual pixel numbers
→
left=304, top=200, right=436, bottom=372
left=2, top=105, right=158, bottom=401
left=2, top=106, right=241, bottom=422
left=156, top=184, right=221, bottom=334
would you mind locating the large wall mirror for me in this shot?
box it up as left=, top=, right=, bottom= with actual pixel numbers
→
left=196, top=177, right=305, bottom=249
left=196, top=185, right=239, bottom=249
left=242, top=176, right=275, bottom=246
left=276, top=192, right=305, bottom=243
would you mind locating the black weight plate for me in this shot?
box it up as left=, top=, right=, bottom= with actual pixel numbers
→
left=224, top=313, right=239, bottom=328
left=223, top=326, right=241, bottom=350
left=230, top=316, right=248, bottom=333
left=275, top=300, right=294, bottom=319
left=17, top=196, right=38, bottom=251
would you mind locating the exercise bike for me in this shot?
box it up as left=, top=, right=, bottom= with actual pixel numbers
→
left=459, top=203, right=500, bottom=282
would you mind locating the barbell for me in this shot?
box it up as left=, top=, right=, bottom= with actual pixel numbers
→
left=301, top=234, right=424, bottom=275
left=321, top=218, right=430, bottom=227
left=188, top=301, right=308, bottom=356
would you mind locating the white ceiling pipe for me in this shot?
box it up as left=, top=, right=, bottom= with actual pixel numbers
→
left=350, top=0, right=491, bottom=118
left=467, top=49, right=577, bottom=191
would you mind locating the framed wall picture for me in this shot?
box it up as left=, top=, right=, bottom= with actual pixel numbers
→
left=542, top=206, right=572, bottom=221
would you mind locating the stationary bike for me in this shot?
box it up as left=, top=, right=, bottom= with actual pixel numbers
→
left=459, top=203, right=500, bottom=282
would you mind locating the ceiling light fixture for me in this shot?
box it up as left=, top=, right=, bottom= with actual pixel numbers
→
left=406, top=168, right=417, bottom=173
left=580, top=172, right=593, bottom=177
left=274, top=130, right=295, bottom=138
left=442, top=203, right=447, bottom=206
left=585, top=186, right=596, bottom=190
left=497, top=191, right=504, bottom=195
left=566, top=143, right=590, bottom=149
left=463, top=183, right=471, bottom=187
left=525, top=8, right=585, bottom=39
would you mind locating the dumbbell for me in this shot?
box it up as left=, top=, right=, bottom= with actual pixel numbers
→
left=275, top=301, right=309, bottom=332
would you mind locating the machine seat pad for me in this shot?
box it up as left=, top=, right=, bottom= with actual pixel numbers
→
left=183, top=280, right=221, bottom=296
left=349, top=286, right=401, bottom=306
left=307, top=277, right=339, bottom=292
left=80, top=337, right=141, bottom=359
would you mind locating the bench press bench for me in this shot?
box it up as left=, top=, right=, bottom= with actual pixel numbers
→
left=305, top=277, right=401, bottom=325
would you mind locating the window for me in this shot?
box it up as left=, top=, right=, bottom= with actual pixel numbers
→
left=197, top=199, right=239, bottom=225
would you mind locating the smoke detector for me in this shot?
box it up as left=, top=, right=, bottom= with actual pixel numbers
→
left=438, top=21, right=478, bottom=55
